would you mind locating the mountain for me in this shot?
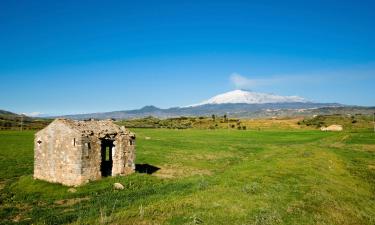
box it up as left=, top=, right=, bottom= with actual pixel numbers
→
left=54, top=90, right=375, bottom=120
left=55, top=89, right=374, bottom=120
left=190, top=89, right=307, bottom=106
left=60, top=103, right=343, bottom=120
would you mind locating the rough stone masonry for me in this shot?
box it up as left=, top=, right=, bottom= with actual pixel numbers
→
left=34, top=118, right=136, bottom=186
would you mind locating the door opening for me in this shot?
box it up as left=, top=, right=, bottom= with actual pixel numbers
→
left=101, top=139, right=114, bottom=177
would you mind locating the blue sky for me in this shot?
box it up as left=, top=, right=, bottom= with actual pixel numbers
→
left=0, top=0, right=374, bottom=115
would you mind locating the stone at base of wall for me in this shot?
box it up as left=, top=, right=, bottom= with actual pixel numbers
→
left=33, top=175, right=84, bottom=187
left=123, top=167, right=135, bottom=175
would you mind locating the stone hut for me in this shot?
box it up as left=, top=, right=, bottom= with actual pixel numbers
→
left=34, top=118, right=135, bottom=186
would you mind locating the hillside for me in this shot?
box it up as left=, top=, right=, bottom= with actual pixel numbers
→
left=117, top=114, right=374, bottom=131
left=0, top=110, right=17, bottom=115
left=60, top=104, right=374, bottom=120
left=299, top=114, right=374, bottom=131
left=0, top=110, right=51, bottom=130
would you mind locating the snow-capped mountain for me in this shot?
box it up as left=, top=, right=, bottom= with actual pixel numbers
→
left=189, top=89, right=308, bottom=106
left=60, top=90, right=349, bottom=120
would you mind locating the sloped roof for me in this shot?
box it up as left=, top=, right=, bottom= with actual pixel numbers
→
left=49, top=118, right=127, bottom=135
left=63, top=118, right=120, bottom=131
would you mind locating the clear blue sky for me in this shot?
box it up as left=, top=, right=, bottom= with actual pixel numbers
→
left=1, top=0, right=374, bottom=115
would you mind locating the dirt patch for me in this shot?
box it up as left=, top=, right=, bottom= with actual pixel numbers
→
left=341, top=135, right=350, bottom=141
left=12, top=214, right=22, bottom=222
left=244, top=118, right=304, bottom=130
left=54, top=197, right=90, bottom=206
left=153, top=165, right=211, bottom=179
left=329, top=142, right=345, bottom=148
left=191, top=152, right=235, bottom=161
left=6, top=203, right=33, bottom=223
left=361, top=144, right=375, bottom=152
left=346, top=144, right=375, bottom=153
left=167, top=151, right=235, bottom=162
left=0, top=181, right=5, bottom=191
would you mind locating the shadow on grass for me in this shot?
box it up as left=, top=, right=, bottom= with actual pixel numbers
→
left=135, top=164, right=160, bottom=174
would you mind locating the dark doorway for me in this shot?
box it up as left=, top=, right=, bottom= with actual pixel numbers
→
left=101, top=139, right=114, bottom=177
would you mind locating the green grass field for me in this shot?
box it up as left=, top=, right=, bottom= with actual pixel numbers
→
left=0, top=128, right=374, bottom=224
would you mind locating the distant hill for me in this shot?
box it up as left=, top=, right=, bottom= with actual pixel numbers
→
left=59, top=103, right=374, bottom=120
left=58, top=89, right=374, bottom=119
left=0, top=109, right=17, bottom=115
left=0, top=110, right=51, bottom=130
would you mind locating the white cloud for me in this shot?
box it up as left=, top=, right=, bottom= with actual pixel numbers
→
left=230, top=73, right=255, bottom=89
left=230, top=65, right=375, bottom=90
left=229, top=73, right=282, bottom=89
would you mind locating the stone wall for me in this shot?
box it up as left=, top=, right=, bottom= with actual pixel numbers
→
left=80, top=135, right=101, bottom=184
left=124, top=133, right=136, bottom=174
left=112, top=132, right=136, bottom=176
left=112, top=135, right=126, bottom=176
left=34, top=122, right=83, bottom=186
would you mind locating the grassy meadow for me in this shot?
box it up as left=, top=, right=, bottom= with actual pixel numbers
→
left=0, top=121, right=374, bottom=224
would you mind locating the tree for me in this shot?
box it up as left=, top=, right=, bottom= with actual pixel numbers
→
left=212, top=114, right=216, bottom=121
left=223, top=114, right=227, bottom=122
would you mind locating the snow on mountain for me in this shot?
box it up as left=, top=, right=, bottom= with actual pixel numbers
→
left=189, top=90, right=308, bottom=107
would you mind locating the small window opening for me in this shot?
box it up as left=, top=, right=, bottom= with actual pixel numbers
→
left=73, top=138, right=76, bottom=146
left=84, top=142, right=91, bottom=149
left=83, top=142, right=91, bottom=157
